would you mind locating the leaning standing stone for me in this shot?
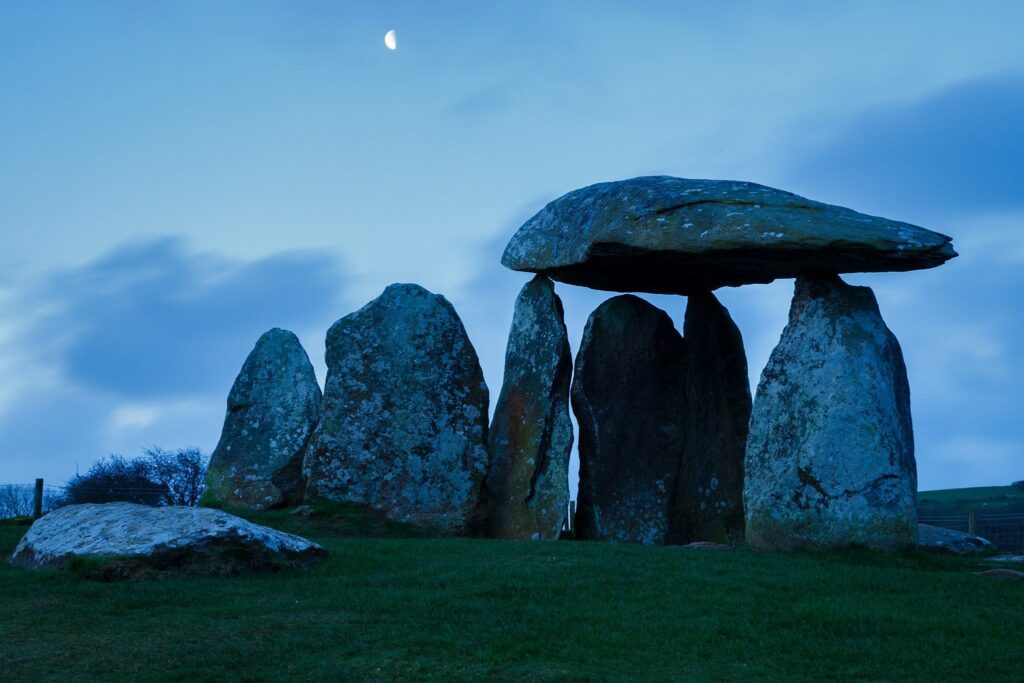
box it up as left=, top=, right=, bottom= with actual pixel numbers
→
left=744, top=275, right=918, bottom=551
left=573, top=296, right=687, bottom=544
left=486, top=275, right=573, bottom=540
left=304, top=284, right=490, bottom=534
left=204, top=328, right=322, bottom=509
left=670, top=291, right=750, bottom=544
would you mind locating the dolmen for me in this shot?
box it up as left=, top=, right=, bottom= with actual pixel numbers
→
left=204, top=175, right=956, bottom=552
left=502, top=176, right=955, bottom=550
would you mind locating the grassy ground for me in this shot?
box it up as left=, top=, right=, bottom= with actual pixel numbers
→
left=2, top=507, right=1023, bottom=682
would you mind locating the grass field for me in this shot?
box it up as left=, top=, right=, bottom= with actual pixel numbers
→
left=919, top=485, right=1024, bottom=512
left=2, top=506, right=1023, bottom=682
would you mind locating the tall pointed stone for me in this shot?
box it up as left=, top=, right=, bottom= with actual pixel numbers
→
left=304, top=284, right=490, bottom=535
left=572, top=296, right=687, bottom=544
left=670, top=292, right=751, bottom=544
left=485, top=276, right=573, bottom=540
left=744, top=275, right=918, bottom=551
left=204, top=329, right=322, bottom=509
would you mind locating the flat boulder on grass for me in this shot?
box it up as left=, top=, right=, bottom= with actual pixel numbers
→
left=502, top=176, right=956, bottom=294
left=9, top=503, right=326, bottom=576
left=572, top=295, right=687, bottom=544
left=486, top=276, right=574, bottom=540
left=744, top=275, right=918, bottom=551
left=204, top=328, right=323, bottom=509
left=304, top=284, right=490, bottom=535
left=918, top=524, right=994, bottom=556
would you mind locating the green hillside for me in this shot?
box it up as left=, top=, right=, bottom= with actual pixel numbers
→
left=2, top=508, right=1023, bottom=682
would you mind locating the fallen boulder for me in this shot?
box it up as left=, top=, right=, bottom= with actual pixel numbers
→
left=304, top=284, right=490, bottom=534
left=486, top=276, right=573, bottom=540
left=502, top=176, right=956, bottom=294
left=918, top=524, right=994, bottom=556
left=573, top=295, right=687, bottom=544
left=744, top=275, right=918, bottom=551
left=204, top=328, right=322, bottom=509
left=9, top=503, right=326, bottom=574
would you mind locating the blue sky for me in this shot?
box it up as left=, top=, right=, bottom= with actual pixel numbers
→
left=1, top=1, right=1022, bottom=491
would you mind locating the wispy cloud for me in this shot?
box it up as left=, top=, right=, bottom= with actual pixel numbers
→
left=0, top=237, right=348, bottom=483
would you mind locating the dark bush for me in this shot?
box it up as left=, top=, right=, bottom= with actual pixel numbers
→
left=1012, top=480, right=1024, bottom=491
left=144, top=447, right=207, bottom=506
left=62, top=455, right=168, bottom=506
left=60, top=448, right=209, bottom=508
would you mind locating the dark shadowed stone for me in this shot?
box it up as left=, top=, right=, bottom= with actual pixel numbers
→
left=744, top=275, right=918, bottom=551
left=485, top=276, right=573, bottom=540
left=572, top=296, right=686, bottom=544
left=502, top=176, right=956, bottom=294
left=669, top=292, right=751, bottom=545
left=204, top=329, right=322, bottom=510
left=304, top=284, right=490, bottom=535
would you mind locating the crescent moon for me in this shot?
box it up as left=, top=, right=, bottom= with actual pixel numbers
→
left=384, top=30, right=397, bottom=50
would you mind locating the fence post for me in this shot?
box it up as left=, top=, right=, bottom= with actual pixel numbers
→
left=33, top=478, right=43, bottom=519
left=569, top=500, right=576, bottom=534
left=968, top=509, right=977, bottom=536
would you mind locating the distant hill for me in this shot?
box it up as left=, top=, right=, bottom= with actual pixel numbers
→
left=919, top=486, right=1024, bottom=513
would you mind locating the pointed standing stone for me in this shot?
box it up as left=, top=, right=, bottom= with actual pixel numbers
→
left=204, top=329, right=322, bottom=509
left=304, top=284, right=490, bottom=535
left=572, top=296, right=687, bottom=544
left=744, top=275, right=918, bottom=551
left=670, top=292, right=751, bottom=544
left=485, top=276, right=573, bottom=540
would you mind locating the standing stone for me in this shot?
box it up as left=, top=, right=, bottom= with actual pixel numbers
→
left=204, top=329, right=322, bottom=510
left=744, top=275, right=918, bottom=551
left=572, top=296, right=687, bottom=544
left=304, top=284, right=490, bottom=535
left=670, top=292, right=751, bottom=544
left=485, top=276, right=573, bottom=540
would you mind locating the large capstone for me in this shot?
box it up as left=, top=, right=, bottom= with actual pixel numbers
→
left=9, top=503, right=326, bottom=573
left=670, top=291, right=751, bottom=545
left=485, top=275, right=573, bottom=540
left=304, top=284, right=490, bottom=535
left=744, top=275, right=918, bottom=551
left=502, top=176, right=956, bottom=294
left=572, top=295, right=686, bottom=544
left=204, top=328, right=322, bottom=510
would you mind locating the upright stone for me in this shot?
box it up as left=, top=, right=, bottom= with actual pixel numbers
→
left=572, top=296, right=687, bottom=544
left=486, top=276, right=573, bottom=540
left=670, top=292, right=751, bottom=544
left=744, top=275, right=917, bottom=551
left=204, top=329, right=322, bottom=509
left=304, top=284, right=490, bottom=534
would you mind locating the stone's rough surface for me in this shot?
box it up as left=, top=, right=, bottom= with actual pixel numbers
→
left=486, top=276, right=573, bottom=540
left=918, top=524, right=994, bottom=556
left=204, top=329, right=322, bottom=509
left=304, top=284, right=490, bottom=534
left=9, top=503, right=326, bottom=571
left=744, top=275, right=918, bottom=551
left=502, top=176, right=956, bottom=294
left=670, top=292, right=751, bottom=545
left=572, top=296, right=687, bottom=544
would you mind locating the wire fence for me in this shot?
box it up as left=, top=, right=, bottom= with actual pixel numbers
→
left=919, top=512, right=1024, bottom=551
left=5, top=480, right=1024, bottom=551
left=0, top=481, right=184, bottom=520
